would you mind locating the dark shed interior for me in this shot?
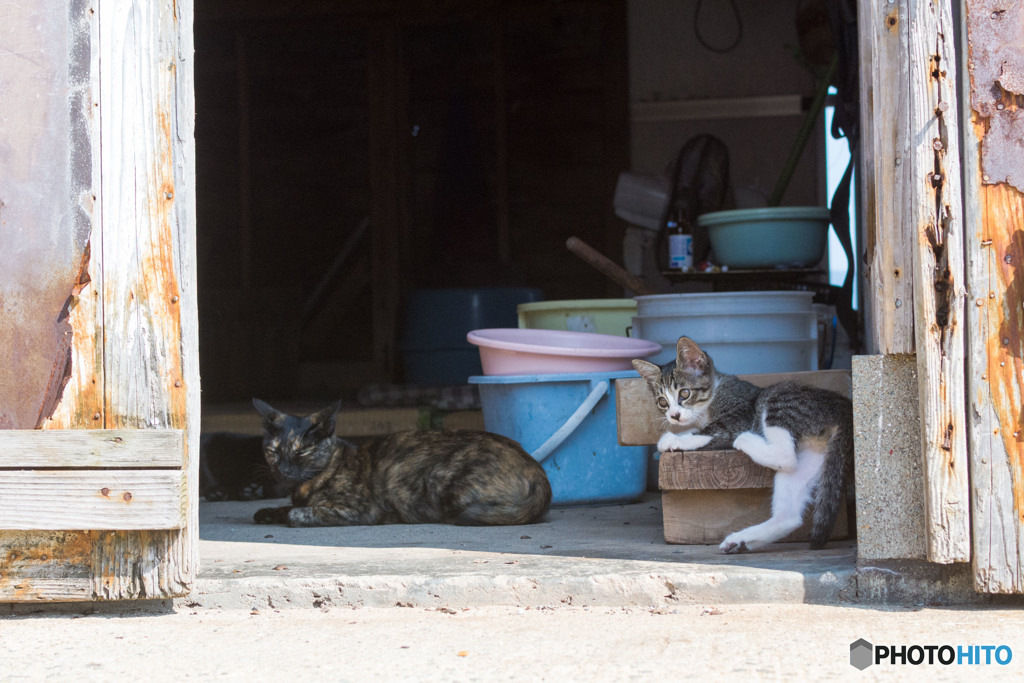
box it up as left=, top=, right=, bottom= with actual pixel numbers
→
left=195, top=0, right=846, bottom=405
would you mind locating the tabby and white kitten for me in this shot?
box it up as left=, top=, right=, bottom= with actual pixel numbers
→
left=633, top=337, right=852, bottom=553
left=251, top=399, right=551, bottom=527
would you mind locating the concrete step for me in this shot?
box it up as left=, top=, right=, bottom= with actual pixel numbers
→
left=189, top=494, right=858, bottom=610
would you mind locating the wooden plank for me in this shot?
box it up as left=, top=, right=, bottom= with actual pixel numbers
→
left=961, top=0, right=1024, bottom=593
left=616, top=370, right=852, bottom=447
left=965, top=183, right=1024, bottom=592
left=0, top=430, right=183, bottom=468
left=660, top=489, right=849, bottom=545
left=631, top=95, right=803, bottom=122
left=858, top=0, right=916, bottom=353
left=658, top=450, right=774, bottom=491
left=907, top=0, right=971, bottom=564
left=0, top=470, right=184, bottom=531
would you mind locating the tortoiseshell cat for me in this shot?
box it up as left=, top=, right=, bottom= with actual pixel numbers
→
left=633, top=337, right=852, bottom=553
left=251, top=399, right=552, bottom=527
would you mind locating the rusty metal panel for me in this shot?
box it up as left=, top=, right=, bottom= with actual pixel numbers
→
left=0, top=1, right=94, bottom=430
left=963, top=0, right=1024, bottom=593
left=965, top=0, right=1024, bottom=192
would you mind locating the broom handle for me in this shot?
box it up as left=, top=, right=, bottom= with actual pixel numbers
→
left=768, top=54, right=839, bottom=207
left=565, top=236, right=657, bottom=297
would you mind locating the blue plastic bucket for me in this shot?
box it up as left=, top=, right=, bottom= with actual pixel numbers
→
left=469, top=370, right=647, bottom=507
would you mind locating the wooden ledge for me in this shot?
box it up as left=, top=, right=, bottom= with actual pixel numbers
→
left=658, top=449, right=774, bottom=490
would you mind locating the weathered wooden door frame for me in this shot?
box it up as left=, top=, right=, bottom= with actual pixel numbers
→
left=860, top=0, right=1024, bottom=592
left=0, top=0, right=198, bottom=602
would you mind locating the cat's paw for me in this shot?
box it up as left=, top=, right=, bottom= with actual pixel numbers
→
left=238, top=482, right=265, bottom=501
left=657, top=431, right=688, bottom=453
left=254, top=506, right=291, bottom=525
left=719, top=529, right=755, bottom=554
left=719, top=530, right=765, bottom=554
left=658, top=431, right=712, bottom=452
left=203, top=487, right=229, bottom=502
left=731, top=431, right=759, bottom=454
left=719, top=539, right=749, bottom=554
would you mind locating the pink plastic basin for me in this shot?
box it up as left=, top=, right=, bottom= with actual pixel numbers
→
left=467, top=328, right=662, bottom=375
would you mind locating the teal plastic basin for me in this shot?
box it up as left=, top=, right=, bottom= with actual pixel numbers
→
left=698, top=207, right=831, bottom=268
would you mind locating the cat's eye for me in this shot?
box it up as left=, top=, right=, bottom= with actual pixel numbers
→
left=678, top=389, right=691, bottom=401
left=656, top=397, right=669, bottom=409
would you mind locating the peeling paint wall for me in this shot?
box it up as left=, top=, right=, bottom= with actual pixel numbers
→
left=966, top=0, right=1024, bottom=192
left=964, top=0, right=1024, bottom=593
left=0, top=1, right=94, bottom=429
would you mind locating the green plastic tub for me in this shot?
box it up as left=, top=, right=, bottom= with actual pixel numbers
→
left=517, top=299, right=637, bottom=337
left=698, top=206, right=831, bottom=268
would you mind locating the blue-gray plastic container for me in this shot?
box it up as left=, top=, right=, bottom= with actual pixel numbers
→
left=400, top=287, right=543, bottom=384
left=469, top=370, right=646, bottom=507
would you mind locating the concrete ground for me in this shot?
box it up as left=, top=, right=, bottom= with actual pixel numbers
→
left=4, top=603, right=1023, bottom=681
left=4, top=495, right=1024, bottom=680
left=190, top=493, right=860, bottom=610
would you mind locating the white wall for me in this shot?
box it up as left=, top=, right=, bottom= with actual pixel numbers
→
left=626, top=0, right=825, bottom=207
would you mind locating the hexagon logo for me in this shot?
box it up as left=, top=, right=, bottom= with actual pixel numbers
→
left=850, top=638, right=873, bottom=670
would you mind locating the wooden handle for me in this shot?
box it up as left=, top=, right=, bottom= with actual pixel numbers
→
left=565, top=236, right=657, bottom=296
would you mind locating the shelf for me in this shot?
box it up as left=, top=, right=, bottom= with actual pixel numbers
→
left=660, top=267, right=824, bottom=281
left=631, top=95, right=806, bottom=123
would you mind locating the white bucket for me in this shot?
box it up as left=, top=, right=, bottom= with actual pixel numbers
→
left=631, top=291, right=818, bottom=373
left=635, top=291, right=815, bottom=317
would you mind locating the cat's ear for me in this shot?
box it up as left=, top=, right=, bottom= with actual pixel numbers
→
left=308, top=401, right=341, bottom=434
left=676, top=337, right=712, bottom=376
left=632, top=359, right=661, bottom=387
left=252, top=398, right=286, bottom=427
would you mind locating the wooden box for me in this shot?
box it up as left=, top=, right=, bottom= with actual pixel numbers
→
left=616, top=370, right=852, bottom=545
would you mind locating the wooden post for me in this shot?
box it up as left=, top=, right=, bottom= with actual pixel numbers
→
left=858, top=0, right=916, bottom=353
left=493, top=17, right=511, bottom=266
left=368, top=24, right=401, bottom=381
left=908, top=0, right=971, bottom=564
left=961, top=0, right=1024, bottom=593
left=1, top=0, right=198, bottom=602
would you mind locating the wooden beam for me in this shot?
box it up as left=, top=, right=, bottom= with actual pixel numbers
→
left=658, top=450, right=774, bottom=491
left=858, top=0, right=915, bottom=353
left=907, top=0, right=971, bottom=564
left=0, top=430, right=183, bottom=469
left=0, top=470, right=184, bottom=531
left=368, top=24, right=402, bottom=381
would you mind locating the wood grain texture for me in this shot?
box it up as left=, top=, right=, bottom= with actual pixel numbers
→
left=0, top=430, right=183, bottom=468
left=0, top=470, right=184, bottom=530
left=660, top=489, right=849, bottom=545
left=907, top=0, right=971, bottom=564
left=615, top=370, right=852, bottom=447
left=658, top=450, right=774, bottom=491
left=859, top=0, right=916, bottom=353
left=1, top=0, right=199, bottom=603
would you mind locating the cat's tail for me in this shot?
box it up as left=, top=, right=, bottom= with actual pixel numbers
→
left=809, top=401, right=853, bottom=549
